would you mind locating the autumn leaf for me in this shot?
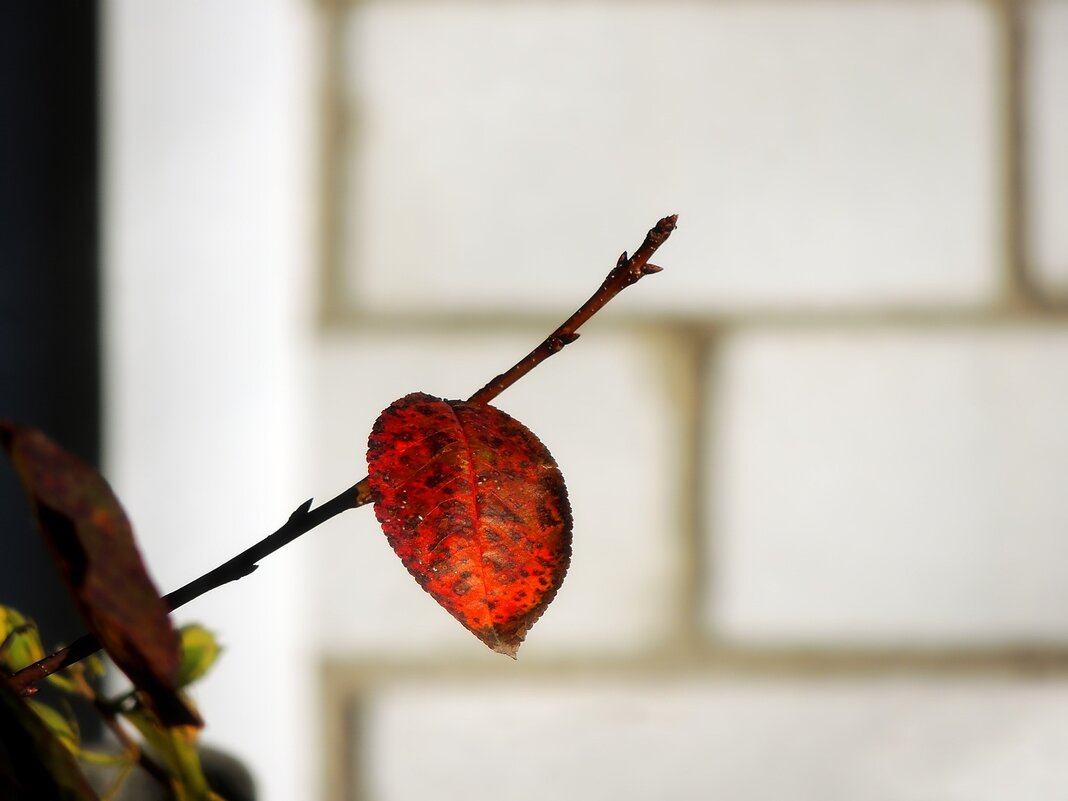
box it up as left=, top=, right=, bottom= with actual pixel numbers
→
left=367, top=393, right=572, bottom=657
left=124, top=705, right=218, bottom=801
left=0, top=422, right=198, bottom=727
left=28, top=700, right=80, bottom=754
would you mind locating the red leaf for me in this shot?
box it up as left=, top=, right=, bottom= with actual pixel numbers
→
left=367, top=393, right=572, bottom=657
left=0, top=423, right=198, bottom=727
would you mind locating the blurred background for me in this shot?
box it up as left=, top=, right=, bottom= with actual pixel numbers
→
left=4, top=0, right=1068, bottom=799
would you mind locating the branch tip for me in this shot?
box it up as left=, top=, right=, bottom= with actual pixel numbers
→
left=466, top=213, right=677, bottom=406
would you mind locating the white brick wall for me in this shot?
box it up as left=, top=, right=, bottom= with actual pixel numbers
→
left=360, top=677, right=1068, bottom=801
left=341, top=0, right=999, bottom=315
left=310, top=1, right=1068, bottom=799
left=1027, top=0, right=1068, bottom=291
left=709, top=327, right=1068, bottom=644
left=105, top=1, right=317, bottom=799
left=100, top=0, right=1068, bottom=799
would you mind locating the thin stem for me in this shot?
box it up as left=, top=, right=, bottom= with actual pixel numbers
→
left=7, top=480, right=373, bottom=693
left=93, top=697, right=172, bottom=794
left=163, top=478, right=373, bottom=611
left=7, top=213, right=677, bottom=692
left=65, top=654, right=170, bottom=797
left=468, top=214, right=677, bottom=405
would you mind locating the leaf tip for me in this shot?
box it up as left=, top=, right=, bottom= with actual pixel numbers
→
left=491, top=640, right=519, bottom=660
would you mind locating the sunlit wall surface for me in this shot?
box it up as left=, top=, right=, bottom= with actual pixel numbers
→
left=106, top=1, right=1068, bottom=800
left=104, top=1, right=316, bottom=799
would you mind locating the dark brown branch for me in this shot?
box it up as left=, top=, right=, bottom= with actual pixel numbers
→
left=468, top=214, right=677, bottom=405
left=7, top=213, right=676, bottom=692
left=8, top=480, right=374, bottom=693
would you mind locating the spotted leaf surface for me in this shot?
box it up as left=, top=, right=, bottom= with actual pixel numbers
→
left=367, top=393, right=572, bottom=657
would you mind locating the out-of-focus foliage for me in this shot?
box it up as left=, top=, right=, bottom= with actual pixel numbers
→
left=0, top=680, right=99, bottom=801
left=0, top=606, right=46, bottom=672
left=176, top=626, right=221, bottom=689
left=1, top=423, right=198, bottom=727
left=2, top=605, right=223, bottom=799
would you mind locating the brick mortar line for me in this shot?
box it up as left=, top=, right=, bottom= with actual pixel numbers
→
left=993, top=0, right=1035, bottom=307
left=315, top=0, right=350, bottom=329
left=648, top=328, right=711, bottom=658
left=683, top=333, right=717, bottom=652
left=317, top=306, right=1068, bottom=336
left=321, top=647, right=1068, bottom=693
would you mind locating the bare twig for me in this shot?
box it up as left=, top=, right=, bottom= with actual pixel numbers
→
left=468, top=214, right=677, bottom=405
left=7, top=480, right=373, bottom=693
left=7, top=214, right=677, bottom=691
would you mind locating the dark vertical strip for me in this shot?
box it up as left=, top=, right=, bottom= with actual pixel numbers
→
left=318, top=0, right=351, bottom=326
left=348, top=695, right=369, bottom=801
left=0, top=3, right=101, bottom=645
left=688, top=329, right=718, bottom=653
left=995, top=0, right=1034, bottom=306
left=663, top=326, right=713, bottom=658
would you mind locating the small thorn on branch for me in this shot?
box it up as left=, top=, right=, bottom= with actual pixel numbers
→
left=237, top=564, right=259, bottom=579
left=9, top=475, right=378, bottom=692
left=289, top=498, right=314, bottom=521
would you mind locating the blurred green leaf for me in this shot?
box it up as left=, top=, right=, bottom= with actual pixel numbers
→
left=46, top=654, right=107, bottom=696
left=0, top=680, right=98, bottom=801
left=28, top=700, right=79, bottom=754
left=0, top=606, right=46, bottom=672
left=77, top=749, right=132, bottom=768
left=84, top=654, right=106, bottom=679
left=97, top=760, right=135, bottom=801
left=125, top=703, right=212, bottom=801
left=0, top=422, right=198, bottom=728
left=176, top=625, right=221, bottom=688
